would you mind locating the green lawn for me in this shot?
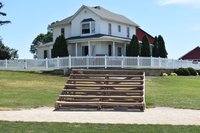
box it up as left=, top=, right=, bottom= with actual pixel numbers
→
left=0, top=121, right=199, bottom=133
left=0, top=71, right=200, bottom=110
left=146, top=76, right=200, bottom=109
left=0, top=71, right=66, bottom=109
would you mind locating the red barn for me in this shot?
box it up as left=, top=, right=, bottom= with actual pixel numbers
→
left=136, top=27, right=154, bottom=44
left=179, top=46, right=200, bottom=61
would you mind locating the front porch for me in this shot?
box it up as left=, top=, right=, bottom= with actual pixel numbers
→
left=67, top=37, right=129, bottom=57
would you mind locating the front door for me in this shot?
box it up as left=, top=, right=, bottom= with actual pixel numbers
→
left=82, top=46, right=88, bottom=56
left=117, top=47, right=122, bottom=56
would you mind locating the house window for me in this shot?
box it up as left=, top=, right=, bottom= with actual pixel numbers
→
left=82, top=46, right=88, bottom=56
left=61, top=28, right=65, bottom=36
left=108, top=23, right=112, bottom=35
left=81, top=18, right=95, bottom=35
left=91, top=22, right=95, bottom=33
left=82, top=23, right=90, bottom=34
left=117, top=47, right=122, bottom=56
left=118, top=25, right=121, bottom=32
left=127, top=27, right=130, bottom=38
left=44, top=50, right=48, bottom=59
left=108, top=45, right=112, bottom=56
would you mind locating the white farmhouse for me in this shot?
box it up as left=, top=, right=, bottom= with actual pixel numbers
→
left=36, top=5, right=140, bottom=59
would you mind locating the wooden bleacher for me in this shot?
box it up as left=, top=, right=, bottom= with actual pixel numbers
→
left=55, top=69, right=145, bottom=111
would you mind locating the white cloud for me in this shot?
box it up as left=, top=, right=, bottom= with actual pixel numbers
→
left=159, top=0, right=200, bottom=5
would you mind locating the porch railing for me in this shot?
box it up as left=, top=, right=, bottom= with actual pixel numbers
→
left=0, top=56, right=199, bottom=71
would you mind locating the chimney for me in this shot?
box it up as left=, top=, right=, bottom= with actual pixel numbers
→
left=94, top=6, right=100, bottom=10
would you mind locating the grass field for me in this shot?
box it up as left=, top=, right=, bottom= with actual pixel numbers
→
left=0, top=121, right=199, bottom=133
left=0, top=71, right=66, bottom=109
left=0, top=71, right=200, bottom=109
left=146, top=76, right=200, bottom=109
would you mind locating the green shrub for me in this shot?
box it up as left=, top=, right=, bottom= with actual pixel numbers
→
left=196, top=70, right=200, bottom=76
left=174, top=68, right=190, bottom=76
left=170, top=73, right=177, bottom=76
left=188, top=67, right=197, bottom=76
left=161, top=73, right=168, bottom=76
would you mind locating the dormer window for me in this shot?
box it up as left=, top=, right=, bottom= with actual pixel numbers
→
left=81, top=18, right=95, bottom=35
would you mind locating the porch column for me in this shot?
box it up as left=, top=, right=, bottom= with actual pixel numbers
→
left=49, top=47, right=52, bottom=58
left=124, top=43, right=126, bottom=56
left=112, top=41, right=115, bottom=56
left=88, top=41, right=91, bottom=56
left=75, top=42, right=78, bottom=57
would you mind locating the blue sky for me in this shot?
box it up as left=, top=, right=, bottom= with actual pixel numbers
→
left=0, top=0, right=200, bottom=59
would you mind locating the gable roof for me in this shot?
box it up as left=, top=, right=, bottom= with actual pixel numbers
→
left=179, top=46, right=200, bottom=60
left=136, top=27, right=154, bottom=44
left=50, top=5, right=138, bottom=28
left=87, top=6, right=138, bottom=26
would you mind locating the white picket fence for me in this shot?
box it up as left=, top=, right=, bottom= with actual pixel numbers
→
left=0, top=56, right=199, bottom=71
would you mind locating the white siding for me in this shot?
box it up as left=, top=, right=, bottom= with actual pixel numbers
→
left=100, top=19, right=136, bottom=38
left=37, top=46, right=52, bottom=59
left=53, top=24, right=71, bottom=41
left=71, top=9, right=101, bottom=36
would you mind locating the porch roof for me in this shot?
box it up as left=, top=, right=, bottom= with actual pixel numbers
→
left=66, top=34, right=131, bottom=43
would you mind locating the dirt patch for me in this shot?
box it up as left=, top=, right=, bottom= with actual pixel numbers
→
left=0, top=107, right=199, bottom=125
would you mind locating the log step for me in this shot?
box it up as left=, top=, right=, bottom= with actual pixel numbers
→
left=70, top=74, right=144, bottom=78
left=56, top=101, right=144, bottom=107
left=68, top=79, right=144, bottom=83
left=65, top=84, right=144, bottom=88
left=59, top=95, right=143, bottom=99
left=62, top=89, right=143, bottom=93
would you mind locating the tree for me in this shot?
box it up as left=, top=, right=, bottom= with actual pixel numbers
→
left=152, top=36, right=159, bottom=57
left=0, top=39, right=18, bottom=59
left=141, top=35, right=151, bottom=57
left=158, top=35, right=168, bottom=58
left=30, top=31, right=53, bottom=54
left=126, top=35, right=140, bottom=56
left=0, top=2, right=11, bottom=26
left=52, top=35, right=68, bottom=58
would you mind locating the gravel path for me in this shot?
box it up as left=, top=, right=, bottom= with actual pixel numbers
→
left=0, top=107, right=200, bottom=125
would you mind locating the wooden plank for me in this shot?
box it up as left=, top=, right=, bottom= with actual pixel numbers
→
left=72, top=69, right=144, bottom=73
left=70, top=74, right=144, bottom=78
left=65, top=84, right=144, bottom=88
left=62, top=89, right=144, bottom=93
left=68, top=79, right=144, bottom=83
left=56, top=101, right=144, bottom=106
left=59, top=95, right=143, bottom=99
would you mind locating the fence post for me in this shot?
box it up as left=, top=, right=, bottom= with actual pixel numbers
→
left=159, top=57, right=161, bottom=68
left=121, top=55, right=124, bottom=68
left=137, top=56, right=140, bottom=68
left=150, top=56, right=153, bottom=68
left=69, top=55, right=71, bottom=69
left=24, top=59, right=27, bottom=70
left=45, top=58, right=48, bottom=70
left=5, top=59, right=8, bottom=70
left=57, top=56, right=60, bottom=69
left=86, top=55, right=89, bottom=69
left=105, top=55, right=107, bottom=68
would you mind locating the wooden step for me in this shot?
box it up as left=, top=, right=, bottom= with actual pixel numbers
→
left=62, top=89, right=144, bottom=93
left=59, top=95, right=143, bottom=99
left=68, top=79, right=144, bottom=83
left=70, top=74, right=144, bottom=78
left=65, top=84, right=144, bottom=88
left=56, top=101, right=144, bottom=107
left=72, top=69, right=144, bottom=73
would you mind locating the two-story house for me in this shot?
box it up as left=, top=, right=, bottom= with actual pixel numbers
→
left=36, top=5, right=152, bottom=59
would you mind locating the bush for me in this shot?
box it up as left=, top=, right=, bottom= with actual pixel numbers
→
left=196, top=70, right=200, bottom=75
left=188, top=67, right=197, bottom=76
left=174, top=68, right=190, bottom=76
left=170, top=73, right=177, bottom=76
left=161, top=73, right=168, bottom=76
